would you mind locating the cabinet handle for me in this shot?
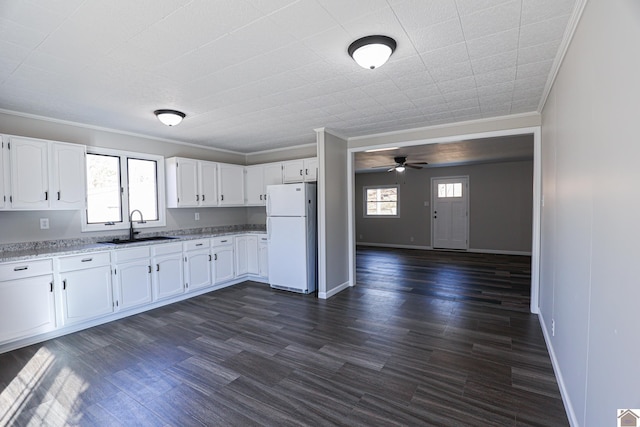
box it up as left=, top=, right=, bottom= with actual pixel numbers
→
left=299, top=169, right=303, bottom=176
left=264, top=194, right=267, bottom=200
left=50, top=282, right=53, bottom=292
left=44, top=191, right=48, bottom=201
left=214, top=254, right=218, bottom=261
left=57, top=191, right=61, bottom=201
left=148, top=265, right=151, bottom=274
left=13, top=266, right=28, bottom=271
left=209, top=254, right=212, bottom=261
left=63, top=279, right=67, bottom=290
left=221, top=239, right=227, bottom=243
left=260, top=194, right=263, bottom=200
left=81, top=258, right=93, bottom=263
left=305, top=168, right=308, bottom=175
left=221, top=194, right=224, bottom=201
left=196, top=195, right=199, bottom=201
left=196, top=243, right=203, bottom=247
left=202, top=194, right=205, bottom=202
left=156, top=264, right=160, bottom=272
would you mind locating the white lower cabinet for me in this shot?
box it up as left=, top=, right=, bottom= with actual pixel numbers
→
left=235, top=235, right=259, bottom=276
left=0, top=259, right=55, bottom=344
left=184, top=239, right=212, bottom=291
left=212, top=237, right=234, bottom=284
left=114, top=247, right=153, bottom=310
left=152, top=243, right=184, bottom=300
left=258, top=235, right=268, bottom=279
left=58, top=252, right=113, bottom=326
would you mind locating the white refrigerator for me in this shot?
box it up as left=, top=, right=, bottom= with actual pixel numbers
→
left=266, top=183, right=317, bottom=294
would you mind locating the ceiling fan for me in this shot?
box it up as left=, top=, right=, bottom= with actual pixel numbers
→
left=385, top=156, right=428, bottom=172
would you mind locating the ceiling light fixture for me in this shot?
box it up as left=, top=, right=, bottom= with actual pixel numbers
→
left=395, top=166, right=406, bottom=172
left=154, top=109, right=185, bottom=126
left=348, top=35, right=397, bottom=70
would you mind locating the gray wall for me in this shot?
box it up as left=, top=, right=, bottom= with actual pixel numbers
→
left=540, top=0, right=640, bottom=425
left=355, top=160, right=533, bottom=253
left=317, top=130, right=349, bottom=298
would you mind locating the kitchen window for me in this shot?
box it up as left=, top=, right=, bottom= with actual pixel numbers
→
left=364, top=185, right=399, bottom=217
left=83, top=148, right=165, bottom=232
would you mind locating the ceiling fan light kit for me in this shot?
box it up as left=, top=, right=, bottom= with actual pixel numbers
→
left=154, top=109, right=186, bottom=126
left=348, top=35, right=397, bottom=70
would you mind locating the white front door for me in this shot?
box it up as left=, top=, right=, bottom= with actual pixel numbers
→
left=432, top=177, right=469, bottom=250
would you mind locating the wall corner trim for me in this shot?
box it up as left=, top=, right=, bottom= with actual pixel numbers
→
left=318, top=281, right=351, bottom=300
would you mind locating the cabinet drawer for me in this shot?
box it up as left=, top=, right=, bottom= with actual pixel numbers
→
left=113, top=246, right=150, bottom=263
left=258, top=235, right=268, bottom=243
left=151, top=242, right=183, bottom=256
left=184, top=239, right=210, bottom=251
left=58, top=252, right=111, bottom=272
left=0, top=258, right=53, bottom=281
left=212, top=236, right=233, bottom=247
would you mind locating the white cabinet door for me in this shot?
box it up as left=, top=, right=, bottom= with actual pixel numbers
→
left=153, top=254, right=184, bottom=300
left=199, top=161, right=218, bottom=207
left=51, top=142, right=86, bottom=209
left=176, top=158, right=199, bottom=207
left=218, top=163, right=245, bottom=206
left=185, top=249, right=212, bottom=291
left=235, top=236, right=249, bottom=276
left=0, top=137, right=8, bottom=210
left=303, top=158, right=318, bottom=182
left=263, top=163, right=283, bottom=190
left=213, top=245, right=234, bottom=283
left=115, top=260, right=153, bottom=310
left=258, top=237, right=268, bottom=279
left=235, top=235, right=259, bottom=276
left=0, top=274, right=56, bottom=343
left=10, top=137, right=49, bottom=209
left=61, top=266, right=113, bottom=325
left=245, top=165, right=264, bottom=205
left=282, top=159, right=304, bottom=183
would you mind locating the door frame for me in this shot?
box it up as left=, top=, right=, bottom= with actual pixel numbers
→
left=347, top=126, right=541, bottom=314
left=431, top=175, right=469, bottom=250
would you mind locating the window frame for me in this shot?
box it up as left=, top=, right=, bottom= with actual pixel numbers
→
left=363, top=185, right=400, bottom=218
left=82, top=147, right=166, bottom=232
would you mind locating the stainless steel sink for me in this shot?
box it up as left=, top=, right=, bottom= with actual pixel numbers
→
left=99, top=236, right=179, bottom=245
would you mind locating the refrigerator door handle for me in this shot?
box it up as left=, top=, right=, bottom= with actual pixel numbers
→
left=266, top=194, right=271, bottom=216
left=267, top=218, right=271, bottom=241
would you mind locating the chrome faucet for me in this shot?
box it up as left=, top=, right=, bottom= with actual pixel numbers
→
left=129, top=209, right=145, bottom=240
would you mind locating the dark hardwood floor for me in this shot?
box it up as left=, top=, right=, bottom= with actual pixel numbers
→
left=0, top=248, right=567, bottom=426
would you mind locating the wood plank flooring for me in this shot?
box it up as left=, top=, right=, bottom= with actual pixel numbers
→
left=0, top=248, right=567, bottom=426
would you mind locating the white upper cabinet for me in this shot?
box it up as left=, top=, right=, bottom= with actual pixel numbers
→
left=218, top=163, right=245, bottom=206
left=245, top=162, right=282, bottom=206
left=0, top=137, right=8, bottom=209
left=166, top=157, right=218, bottom=208
left=199, top=161, right=218, bottom=207
left=9, top=137, right=49, bottom=209
left=50, top=142, right=86, bottom=209
left=282, top=157, right=318, bottom=183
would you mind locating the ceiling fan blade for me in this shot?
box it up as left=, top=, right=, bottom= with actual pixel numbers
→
left=387, top=167, right=396, bottom=172
left=405, top=164, right=421, bottom=169
left=407, top=162, right=428, bottom=165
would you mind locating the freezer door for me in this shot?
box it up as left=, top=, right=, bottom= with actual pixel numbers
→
left=266, top=183, right=306, bottom=217
left=267, top=216, right=311, bottom=292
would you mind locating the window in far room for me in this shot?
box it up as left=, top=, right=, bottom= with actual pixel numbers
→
left=364, top=185, right=399, bottom=217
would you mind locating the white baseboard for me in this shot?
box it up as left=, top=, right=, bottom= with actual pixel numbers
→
left=356, top=242, right=531, bottom=256
left=318, top=280, right=351, bottom=299
left=538, top=313, right=579, bottom=427
left=467, top=248, right=532, bottom=256
left=357, top=242, right=432, bottom=250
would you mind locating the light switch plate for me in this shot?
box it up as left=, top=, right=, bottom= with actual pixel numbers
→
left=40, top=218, right=49, bottom=229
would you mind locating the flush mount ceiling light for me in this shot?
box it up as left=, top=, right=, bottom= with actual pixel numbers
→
left=154, top=109, right=185, bottom=126
left=348, top=35, right=397, bottom=70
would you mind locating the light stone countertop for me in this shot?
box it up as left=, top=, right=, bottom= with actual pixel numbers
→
left=0, top=226, right=266, bottom=263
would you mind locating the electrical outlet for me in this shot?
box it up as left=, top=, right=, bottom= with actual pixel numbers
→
left=195, top=212, right=200, bottom=221
left=359, top=234, right=363, bottom=240
left=410, top=236, right=414, bottom=242
left=40, top=218, right=49, bottom=230
left=551, top=319, right=555, bottom=336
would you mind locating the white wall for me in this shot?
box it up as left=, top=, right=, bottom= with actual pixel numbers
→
left=540, top=0, right=640, bottom=425
left=317, top=129, right=349, bottom=298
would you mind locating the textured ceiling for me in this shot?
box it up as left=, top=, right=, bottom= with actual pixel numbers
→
left=0, top=0, right=576, bottom=153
